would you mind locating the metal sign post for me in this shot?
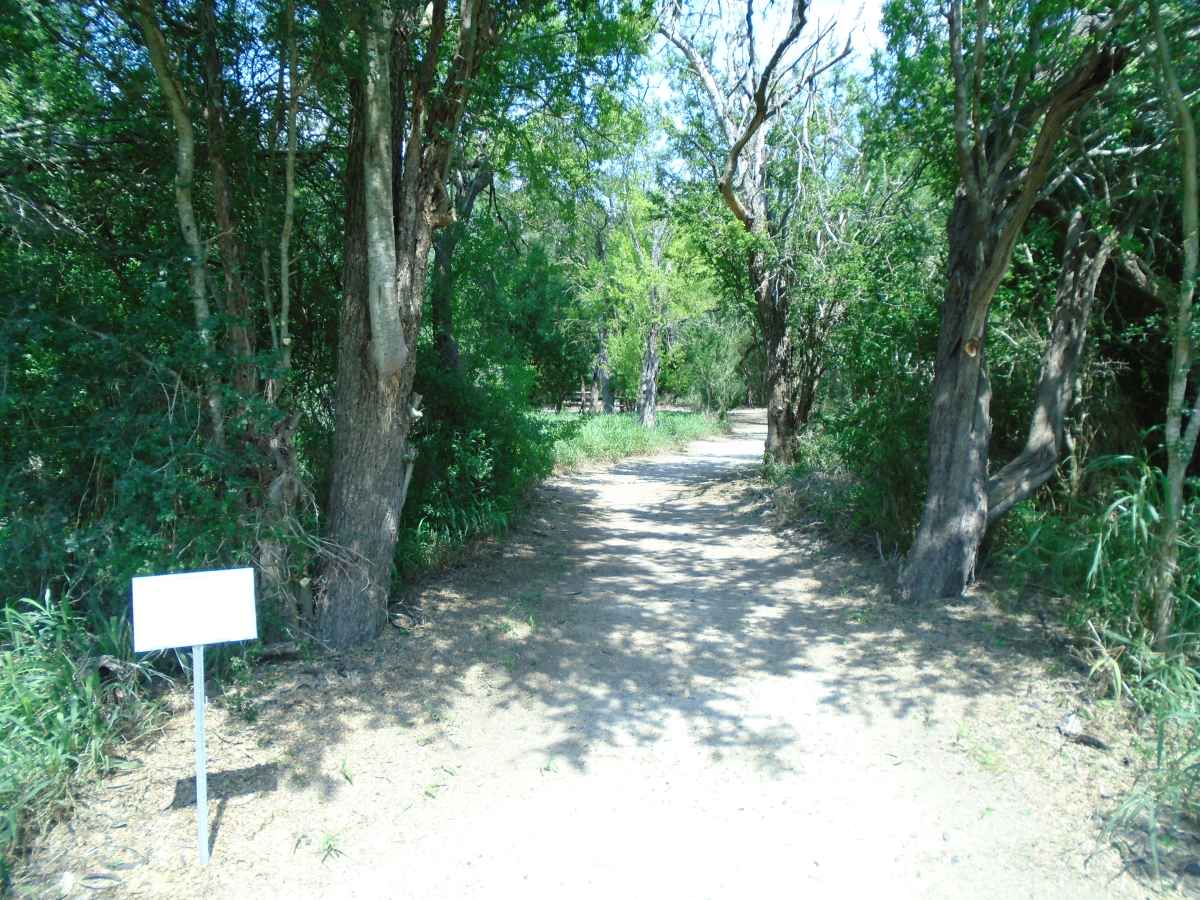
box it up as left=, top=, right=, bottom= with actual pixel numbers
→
left=193, top=643, right=209, bottom=865
left=131, top=568, right=256, bottom=867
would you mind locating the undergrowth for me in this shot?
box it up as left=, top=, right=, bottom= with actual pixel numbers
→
left=1000, top=456, right=1200, bottom=879
left=765, top=423, right=921, bottom=555
left=545, top=410, right=725, bottom=472
left=0, top=595, right=155, bottom=890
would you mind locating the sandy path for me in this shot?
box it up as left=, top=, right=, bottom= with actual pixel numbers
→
left=24, top=410, right=1145, bottom=899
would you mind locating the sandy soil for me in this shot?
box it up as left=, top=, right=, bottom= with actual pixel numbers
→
left=18, top=410, right=1160, bottom=898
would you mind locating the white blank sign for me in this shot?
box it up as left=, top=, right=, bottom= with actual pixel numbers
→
left=132, top=567, right=257, bottom=652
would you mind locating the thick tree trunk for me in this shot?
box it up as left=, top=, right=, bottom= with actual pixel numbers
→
left=316, top=86, right=429, bottom=648
left=637, top=319, right=661, bottom=429
left=898, top=194, right=993, bottom=601
left=899, top=9, right=1125, bottom=604
left=986, top=211, right=1115, bottom=524
left=318, top=0, right=488, bottom=648
left=315, top=80, right=425, bottom=649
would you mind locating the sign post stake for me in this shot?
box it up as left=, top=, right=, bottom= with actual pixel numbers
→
left=193, top=643, right=209, bottom=865
left=131, top=566, right=256, bottom=867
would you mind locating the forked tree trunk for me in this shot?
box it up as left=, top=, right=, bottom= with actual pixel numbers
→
left=637, top=319, right=661, bottom=428
left=899, top=25, right=1125, bottom=603
left=899, top=194, right=994, bottom=600
left=986, top=211, right=1115, bottom=524
left=318, top=2, right=490, bottom=648
left=316, top=82, right=424, bottom=647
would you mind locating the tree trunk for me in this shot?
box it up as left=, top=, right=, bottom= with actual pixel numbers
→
left=592, top=324, right=614, bottom=413
left=899, top=8, right=1125, bottom=604
left=986, top=211, right=1115, bottom=524
left=258, top=0, right=306, bottom=634
left=1149, top=0, right=1199, bottom=650
left=755, top=261, right=797, bottom=463
left=793, top=348, right=822, bottom=428
left=315, top=77, right=425, bottom=649
left=430, top=225, right=461, bottom=372
left=277, top=0, right=300, bottom=375
left=429, top=165, right=488, bottom=374
left=135, top=0, right=224, bottom=447
left=637, top=319, right=661, bottom=429
left=200, top=0, right=256, bottom=397
left=317, top=1, right=489, bottom=648
left=898, top=193, right=993, bottom=601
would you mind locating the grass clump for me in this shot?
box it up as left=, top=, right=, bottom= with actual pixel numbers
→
left=544, top=410, right=725, bottom=471
left=0, top=596, right=152, bottom=888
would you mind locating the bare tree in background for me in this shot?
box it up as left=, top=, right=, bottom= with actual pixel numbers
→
left=659, top=0, right=849, bottom=462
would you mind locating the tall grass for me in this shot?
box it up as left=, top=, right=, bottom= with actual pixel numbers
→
left=0, top=596, right=153, bottom=888
left=544, top=410, right=726, bottom=471
left=1003, top=456, right=1200, bottom=876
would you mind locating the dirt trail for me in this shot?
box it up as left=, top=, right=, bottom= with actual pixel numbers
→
left=24, top=410, right=1147, bottom=898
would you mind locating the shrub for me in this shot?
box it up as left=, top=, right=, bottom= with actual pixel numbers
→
left=397, top=357, right=558, bottom=574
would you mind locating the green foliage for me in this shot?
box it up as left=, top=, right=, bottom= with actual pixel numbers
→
left=667, top=316, right=757, bottom=414
left=1105, top=639, right=1200, bottom=881
left=1003, top=457, right=1198, bottom=637
left=0, top=595, right=153, bottom=885
left=0, top=268, right=285, bottom=625
left=997, top=457, right=1199, bottom=873
left=455, top=222, right=593, bottom=407
left=398, top=357, right=558, bottom=574
left=784, top=187, right=944, bottom=547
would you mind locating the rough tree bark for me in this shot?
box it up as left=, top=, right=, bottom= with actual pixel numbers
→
left=986, top=210, right=1116, bottom=524
left=317, top=1, right=492, bottom=648
left=631, top=221, right=668, bottom=430
left=898, top=2, right=1127, bottom=603
left=754, top=262, right=800, bottom=457
left=637, top=319, right=662, bottom=429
